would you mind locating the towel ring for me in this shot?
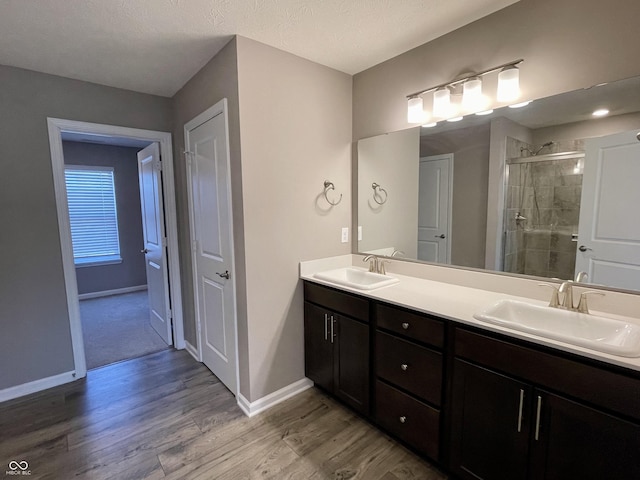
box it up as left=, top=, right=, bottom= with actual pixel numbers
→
left=372, top=182, right=388, bottom=205
left=323, top=180, right=342, bottom=206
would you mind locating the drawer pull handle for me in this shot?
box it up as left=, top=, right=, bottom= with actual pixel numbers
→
left=400, top=364, right=408, bottom=371
left=535, top=396, right=542, bottom=441
left=402, top=322, right=409, bottom=330
left=517, top=389, right=524, bottom=433
left=399, top=416, right=407, bottom=424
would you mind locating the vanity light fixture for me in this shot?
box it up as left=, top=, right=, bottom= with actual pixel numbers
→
left=497, top=65, right=521, bottom=102
left=433, top=87, right=452, bottom=118
left=407, top=96, right=425, bottom=123
left=592, top=108, right=609, bottom=117
left=406, top=59, right=523, bottom=123
left=476, top=109, right=494, bottom=116
left=422, top=122, right=438, bottom=128
left=447, top=116, right=464, bottom=122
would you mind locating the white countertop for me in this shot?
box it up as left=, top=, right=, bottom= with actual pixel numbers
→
left=300, top=256, right=640, bottom=373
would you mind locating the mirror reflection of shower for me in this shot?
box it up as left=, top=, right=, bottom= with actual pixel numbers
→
left=504, top=138, right=584, bottom=280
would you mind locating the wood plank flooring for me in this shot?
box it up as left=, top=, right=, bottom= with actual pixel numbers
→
left=0, top=349, right=447, bottom=479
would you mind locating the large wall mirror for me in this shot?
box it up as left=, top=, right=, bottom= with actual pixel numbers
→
left=357, top=75, right=640, bottom=294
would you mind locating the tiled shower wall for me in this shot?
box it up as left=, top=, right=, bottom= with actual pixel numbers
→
left=504, top=138, right=584, bottom=280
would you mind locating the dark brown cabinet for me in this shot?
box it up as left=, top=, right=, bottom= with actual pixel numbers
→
left=450, top=329, right=640, bottom=480
left=303, top=283, right=370, bottom=415
left=373, top=303, right=444, bottom=460
left=303, top=280, right=640, bottom=480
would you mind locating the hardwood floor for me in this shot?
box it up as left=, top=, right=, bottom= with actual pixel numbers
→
left=0, top=349, right=446, bottom=479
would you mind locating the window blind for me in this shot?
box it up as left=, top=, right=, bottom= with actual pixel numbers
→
left=64, top=166, right=121, bottom=265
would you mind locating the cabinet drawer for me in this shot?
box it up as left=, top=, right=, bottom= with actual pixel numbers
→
left=377, top=304, right=444, bottom=348
left=376, top=331, right=442, bottom=406
left=304, top=282, right=369, bottom=322
left=376, top=380, right=440, bottom=460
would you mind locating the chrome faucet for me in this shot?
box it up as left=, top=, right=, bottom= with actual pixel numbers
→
left=363, top=254, right=390, bottom=274
left=391, top=249, right=405, bottom=258
left=575, top=271, right=588, bottom=283
left=363, top=254, right=379, bottom=273
left=558, top=280, right=574, bottom=310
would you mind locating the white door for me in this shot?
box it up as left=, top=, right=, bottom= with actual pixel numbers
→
left=137, top=143, right=172, bottom=345
left=185, top=101, right=238, bottom=395
left=575, top=130, right=640, bottom=290
left=418, top=154, right=453, bottom=263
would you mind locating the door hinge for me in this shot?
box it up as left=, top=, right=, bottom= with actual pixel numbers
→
left=155, top=159, right=162, bottom=171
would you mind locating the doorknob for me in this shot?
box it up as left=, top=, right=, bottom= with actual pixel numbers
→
left=435, top=234, right=445, bottom=239
left=216, top=270, right=230, bottom=279
left=578, top=245, right=592, bottom=252
left=141, top=248, right=149, bottom=254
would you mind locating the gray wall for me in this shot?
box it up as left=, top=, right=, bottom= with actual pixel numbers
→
left=236, top=36, right=352, bottom=401
left=62, top=141, right=147, bottom=295
left=420, top=123, right=490, bottom=268
left=353, top=0, right=640, bottom=141
left=0, top=65, right=171, bottom=390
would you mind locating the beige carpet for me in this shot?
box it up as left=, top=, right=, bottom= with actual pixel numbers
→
left=80, top=291, right=169, bottom=369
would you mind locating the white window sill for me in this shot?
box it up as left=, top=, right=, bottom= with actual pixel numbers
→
left=74, top=256, right=122, bottom=268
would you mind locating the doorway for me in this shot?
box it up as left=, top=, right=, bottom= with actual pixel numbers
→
left=48, top=118, right=184, bottom=379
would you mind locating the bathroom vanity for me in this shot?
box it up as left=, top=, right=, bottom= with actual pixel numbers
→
left=301, top=266, right=640, bottom=480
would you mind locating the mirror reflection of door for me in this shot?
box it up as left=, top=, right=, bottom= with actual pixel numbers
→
left=418, top=154, right=453, bottom=263
left=576, top=130, right=640, bottom=290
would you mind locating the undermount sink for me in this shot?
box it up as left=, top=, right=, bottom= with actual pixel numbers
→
left=474, top=299, right=640, bottom=357
left=314, top=267, right=399, bottom=290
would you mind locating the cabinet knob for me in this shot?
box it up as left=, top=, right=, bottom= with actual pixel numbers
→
left=399, top=416, right=407, bottom=424
left=400, top=364, right=408, bottom=371
left=402, top=322, right=409, bottom=330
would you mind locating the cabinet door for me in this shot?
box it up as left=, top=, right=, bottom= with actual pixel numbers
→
left=450, top=359, right=532, bottom=480
left=334, top=314, right=370, bottom=415
left=304, top=302, right=333, bottom=392
left=529, top=390, right=640, bottom=480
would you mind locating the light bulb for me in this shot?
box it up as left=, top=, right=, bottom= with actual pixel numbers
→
left=497, top=65, right=520, bottom=102
left=433, top=87, right=451, bottom=118
left=407, top=96, right=425, bottom=123
left=462, top=77, right=483, bottom=111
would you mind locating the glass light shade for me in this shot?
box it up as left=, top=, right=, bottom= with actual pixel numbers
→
left=462, top=77, right=483, bottom=110
left=407, top=96, right=425, bottom=123
left=433, top=87, right=451, bottom=118
left=497, top=66, right=520, bottom=102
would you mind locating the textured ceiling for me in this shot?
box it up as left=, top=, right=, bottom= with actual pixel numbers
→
left=0, top=0, right=519, bottom=97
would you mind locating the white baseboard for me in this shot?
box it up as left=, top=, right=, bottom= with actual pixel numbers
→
left=78, top=285, right=148, bottom=300
left=237, top=377, right=313, bottom=417
left=0, top=371, right=79, bottom=403
left=184, top=340, right=200, bottom=362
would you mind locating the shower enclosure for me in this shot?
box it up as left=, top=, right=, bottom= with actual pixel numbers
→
left=503, top=146, right=585, bottom=281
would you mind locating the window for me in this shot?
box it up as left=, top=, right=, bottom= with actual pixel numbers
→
left=64, top=166, right=121, bottom=266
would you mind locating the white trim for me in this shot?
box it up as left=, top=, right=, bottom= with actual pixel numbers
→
left=184, top=340, right=200, bottom=362
left=0, top=371, right=77, bottom=403
left=78, top=285, right=148, bottom=301
left=47, top=118, right=186, bottom=386
left=237, top=378, right=314, bottom=417
left=184, top=99, right=240, bottom=394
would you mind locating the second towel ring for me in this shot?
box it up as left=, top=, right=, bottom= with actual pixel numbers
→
left=371, top=182, right=388, bottom=205
left=323, top=180, right=342, bottom=206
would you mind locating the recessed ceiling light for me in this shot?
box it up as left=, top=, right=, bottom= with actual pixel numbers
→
left=475, top=109, right=494, bottom=116
left=422, top=122, right=438, bottom=128
left=447, top=116, right=464, bottom=122
left=509, top=101, right=531, bottom=109
left=592, top=109, right=609, bottom=117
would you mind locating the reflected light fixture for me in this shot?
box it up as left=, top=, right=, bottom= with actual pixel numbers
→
left=407, top=96, right=425, bottom=123
left=509, top=101, right=531, bottom=108
left=406, top=59, right=523, bottom=123
left=593, top=108, right=609, bottom=117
